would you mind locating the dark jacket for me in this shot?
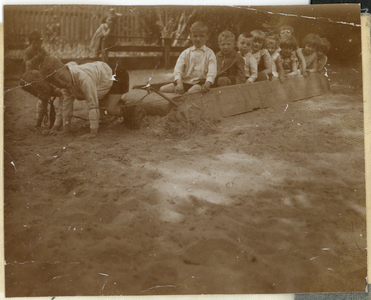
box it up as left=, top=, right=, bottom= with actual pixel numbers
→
left=215, top=49, right=246, bottom=85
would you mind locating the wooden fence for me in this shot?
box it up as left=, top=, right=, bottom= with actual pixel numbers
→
left=3, top=5, right=217, bottom=69
left=4, top=5, right=141, bottom=47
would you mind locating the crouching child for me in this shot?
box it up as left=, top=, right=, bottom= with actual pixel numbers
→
left=20, top=70, right=62, bottom=129
left=39, top=56, right=137, bottom=139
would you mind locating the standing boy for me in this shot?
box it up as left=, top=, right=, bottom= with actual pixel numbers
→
left=237, top=33, right=258, bottom=83
left=214, top=30, right=246, bottom=87
left=159, top=21, right=217, bottom=94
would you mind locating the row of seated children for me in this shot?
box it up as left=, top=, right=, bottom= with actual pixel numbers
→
left=269, top=27, right=331, bottom=79
left=160, top=22, right=330, bottom=95
left=159, top=23, right=259, bottom=94
left=243, top=26, right=330, bottom=80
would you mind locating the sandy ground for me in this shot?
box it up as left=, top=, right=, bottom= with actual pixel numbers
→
left=3, top=64, right=366, bottom=296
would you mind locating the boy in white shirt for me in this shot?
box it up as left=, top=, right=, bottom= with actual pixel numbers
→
left=159, top=22, right=217, bottom=94
left=39, top=56, right=133, bottom=138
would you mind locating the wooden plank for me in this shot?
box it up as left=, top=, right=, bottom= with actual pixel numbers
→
left=127, top=74, right=330, bottom=120
left=222, top=86, right=250, bottom=116
left=189, top=84, right=259, bottom=119
left=256, top=80, right=273, bottom=95
left=277, top=82, right=288, bottom=101
left=201, top=94, right=224, bottom=120
left=111, top=45, right=186, bottom=53
left=289, top=77, right=304, bottom=100
left=271, top=80, right=287, bottom=102
left=236, top=85, right=254, bottom=113
left=111, top=45, right=162, bottom=52
left=261, top=91, right=277, bottom=108
left=246, top=84, right=262, bottom=109
left=293, top=73, right=329, bottom=101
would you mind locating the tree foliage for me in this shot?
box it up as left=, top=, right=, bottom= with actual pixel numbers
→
left=137, top=6, right=197, bottom=46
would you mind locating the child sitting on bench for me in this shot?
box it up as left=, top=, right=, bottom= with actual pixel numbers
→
left=214, top=30, right=246, bottom=87
left=159, top=21, right=217, bottom=94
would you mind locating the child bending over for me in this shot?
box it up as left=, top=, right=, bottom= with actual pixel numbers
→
left=250, top=30, right=272, bottom=81
left=160, top=22, right=217, bottom=94
left=214, top=30, right=246, bottom=87
left=278, top=25, right=307, bottom=76
left=317, top=37, right=331, bottom=72
left=23, top=30, right=47, bottom=71
left=298, top=33, right=321, bottom=73
left=280, top=37, right=299, bottom=77
left=237, top=33, right=258, bottom=83
left=265, top=35, right=284, bottom=82
left=39, top=56, right=129, bottom=139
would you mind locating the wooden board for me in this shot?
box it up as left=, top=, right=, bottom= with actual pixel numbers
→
left=127, top=73, right=330, bottom=120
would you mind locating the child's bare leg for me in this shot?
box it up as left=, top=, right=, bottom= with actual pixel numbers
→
left=187, top=84, right=202, bottom=93
left=104, top=94, right=122, bottom=116
left=217, top=77, right=232, bottom=87
left=159, top=83, right=176, bottom=93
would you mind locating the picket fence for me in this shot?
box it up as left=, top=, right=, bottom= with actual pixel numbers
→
left=4, top=5, right=142, bottom=47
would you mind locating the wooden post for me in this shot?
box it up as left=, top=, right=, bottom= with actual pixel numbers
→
left=163, top=37, right=171, bottom=69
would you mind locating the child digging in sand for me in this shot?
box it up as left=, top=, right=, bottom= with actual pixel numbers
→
left=159, top=21, right=217, bottom=94
left=214, top=30, right=246, bottom=87
left=21, top=60, right=138, bottom=133
left=39, top=56, right=141, bottom=138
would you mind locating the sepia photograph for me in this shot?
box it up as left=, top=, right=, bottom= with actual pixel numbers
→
left=3, top=3, right=366, bottom=297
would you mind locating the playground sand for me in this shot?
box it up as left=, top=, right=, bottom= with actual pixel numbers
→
left=3, top=65, right=366, bottom=296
